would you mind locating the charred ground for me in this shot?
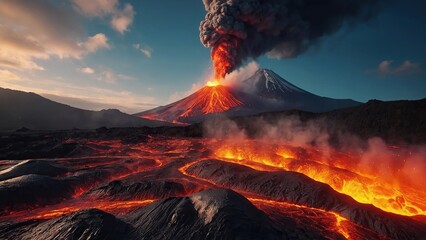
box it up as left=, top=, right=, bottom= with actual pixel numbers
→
left=0, top=98, right=425, bottom=240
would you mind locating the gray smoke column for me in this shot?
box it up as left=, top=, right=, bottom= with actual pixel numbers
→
left=200, top=0, right=382, bottom=79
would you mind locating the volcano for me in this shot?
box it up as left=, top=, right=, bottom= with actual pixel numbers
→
left=137, top=69, right=360, bottom=123
left=137, top=85, right=249, bottom=123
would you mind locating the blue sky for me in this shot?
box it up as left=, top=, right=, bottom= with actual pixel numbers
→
left=0, top=0, right=425, bottom=113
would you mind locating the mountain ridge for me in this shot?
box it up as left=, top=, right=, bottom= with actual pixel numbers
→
left=0, top=87, right=168, bottom=131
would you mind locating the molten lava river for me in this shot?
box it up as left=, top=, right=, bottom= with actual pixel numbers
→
left=0, top=135, right=425, bottom=239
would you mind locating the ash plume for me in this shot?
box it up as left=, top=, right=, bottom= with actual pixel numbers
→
left=200, top=0, right=383, bottom=78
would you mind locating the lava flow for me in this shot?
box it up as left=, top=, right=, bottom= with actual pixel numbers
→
left=1, top=134, right=425, bottom=239
left=140, top=84, right=243, bottom=123
left=212, top=139, right=426, bottom=216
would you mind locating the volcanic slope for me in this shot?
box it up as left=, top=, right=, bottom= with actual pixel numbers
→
left=242, top=69, right=360, bottom=112
left=138, top=85, right=246, bottom=123
left=137, top=69, right=360, bottom=123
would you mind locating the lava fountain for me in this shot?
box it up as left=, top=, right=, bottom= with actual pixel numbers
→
left=211, top=39, right=240, bottom=81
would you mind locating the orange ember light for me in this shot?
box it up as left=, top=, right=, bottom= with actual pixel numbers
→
left=206, top=80, right=220, bottom=87
left=212, top=140, right=426, bottom=217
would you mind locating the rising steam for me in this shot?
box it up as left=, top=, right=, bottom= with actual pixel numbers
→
left=200, top=0, right=383, bottom=79
left=203, top=116, right=426, bottom=215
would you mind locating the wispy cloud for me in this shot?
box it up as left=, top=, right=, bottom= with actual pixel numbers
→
left=97, top=69, right=135, bottom=84
left=79, top=67, right=95, bottom=74
left=81, top=34, right=110, bottom=53
left=393, top=61, right=422, bottom=75
left=0, top=69, right=21, bottom=81
left=374, top=60, right=422, bottom=77
left=0, top=1, right=110, bottom=70
left=42, top=93, right=157, bottom=113
left=133, top=43, right=153, bottom=58
left=0, top=74, right=156, bottom=114
left=73, top=0, right=135, bottom=34
left=111, top=4, right=135, bottom=34
left=72, top=0, right=117, bottom=17
left=167, top=82, right=204, bottom=103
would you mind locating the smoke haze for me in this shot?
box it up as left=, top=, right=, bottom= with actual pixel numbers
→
left=203, top=115, right=426, bottom=193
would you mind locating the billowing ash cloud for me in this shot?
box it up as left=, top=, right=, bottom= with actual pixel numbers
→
left=200, top=0, right=383, bottom=78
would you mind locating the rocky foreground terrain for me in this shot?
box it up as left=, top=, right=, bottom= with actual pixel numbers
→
left=0, top=127, right=425, bottom=239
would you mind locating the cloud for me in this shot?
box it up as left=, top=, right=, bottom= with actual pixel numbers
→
left=133, top=43, right=153, bottom=58
left=97, top=69, right=135, bottom=84
left=167, top=61, right=259, bottom=104
left=82, top=33, right=110, bottom=53
left=73, top=0, right=135, bottom=34
left=167, top=81, right=205, bottom=103
left=42, top=93, right=157, bottom=113
left=375, top=60, right=422, bottom=77
left=377, top=60, right=393, bottom=76
left=79, top=67, right=95, bottom=74
left=0, top=69, right=21, bottom=81
left=0, top=0, right=110, bottom=70
left=111, top=4, right=135, bottom=34
left=0, top=75, right=157, bottom=114
left=222, top=61, right=260, bottom=88
left=393, top=60, right=422, bottom=75
left=72, top=0, right=117, bottom=17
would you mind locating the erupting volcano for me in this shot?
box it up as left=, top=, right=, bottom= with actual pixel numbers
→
left=137, top=69, right=360, bottom=124
left=139, top=84, right=244, bottom=123
left=1, top=0, right=424, bottom=239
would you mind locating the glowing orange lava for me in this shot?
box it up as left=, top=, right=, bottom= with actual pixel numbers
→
left=141, top=85, right=243, bottom=123
left=212, top=44, right=232, bottom=79
left=206, top=80, right=220, bottom=87
left=212, top=140, right=426, bottom=216
left=192, top=85, right=242, bottom=115
left=211, top=38, right=239, bottom=79
left=178, top=159, right=361, bottom=239
left=249, top=198, right=353, bottom=239
left=2, top=136, right=424, bottom=239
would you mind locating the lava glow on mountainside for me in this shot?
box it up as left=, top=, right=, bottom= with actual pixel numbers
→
left=141, top=85, right=243, bottom=123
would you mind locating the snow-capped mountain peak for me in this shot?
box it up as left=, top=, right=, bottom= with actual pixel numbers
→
left=242, top=69, right=311, bottom=100
left=262, top=69, right=304, bottom=93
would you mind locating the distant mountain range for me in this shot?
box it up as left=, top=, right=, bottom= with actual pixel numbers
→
left=137, top=69, right=361, bottom=123
left=0, top=88, right=166, bottom=131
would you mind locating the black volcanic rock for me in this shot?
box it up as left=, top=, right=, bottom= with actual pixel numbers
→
left=0, top=209, right=134, bottom=240
left=0, top=133, right=95, bottom=160
left=186, top=160, right=426, bottom=240
left=229, top=98, right=426, bottom=144
left=126, top=188, right=284, bottom=240
left=0, top=87, right=168, bottom=131
left=0, top=160, right=68, bottom=181
left=323, top=98, right=426, bottom=143
left=0, top=175, right=74, bottom=214
left=86, top=180, right=186, bottom=200
left=0, top=161, right=131, bottom=214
